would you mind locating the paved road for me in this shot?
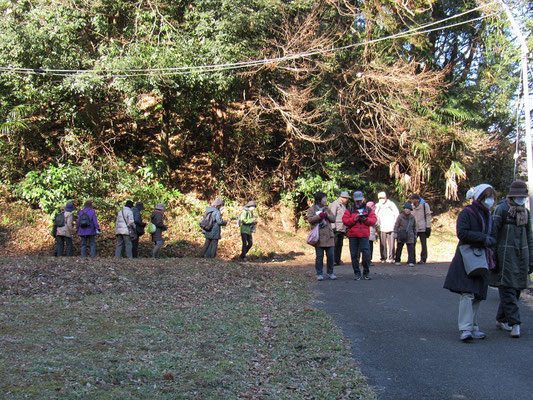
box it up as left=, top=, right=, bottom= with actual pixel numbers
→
left=313, top=262, right=533, bottom=400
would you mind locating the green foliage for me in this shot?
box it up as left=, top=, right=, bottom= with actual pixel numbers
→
left=17, top=160, right=182, bottom=216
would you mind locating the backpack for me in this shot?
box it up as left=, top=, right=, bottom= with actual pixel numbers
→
left=147, top=222, right=156, bottom=234
left=79, top=212, right=91, bottom=228
left=200, top=211, right=215, bottom=231
left=54, top=211, right=65, bottom=227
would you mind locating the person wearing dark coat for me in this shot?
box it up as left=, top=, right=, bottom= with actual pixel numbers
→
left=394, top=203, right=417, bottom=266
left=490, top=180, right=533, bottom=338
left=150, top=203, right=168, bottom=258
left=444, top=184, right=496, bottom=341
left=200, top=199, right=227, bottom=258
left=307, top=192, right=336, bottom=281
left=131, top=201, right=146, bottom=258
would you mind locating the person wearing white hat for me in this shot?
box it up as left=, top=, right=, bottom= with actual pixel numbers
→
left=329, top=191, right=351, bottom=265
left=444, top=184, right=496, bottom=341
left=375, top=192, right=399, bottom=263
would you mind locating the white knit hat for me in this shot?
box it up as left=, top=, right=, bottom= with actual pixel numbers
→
left=466, top=184, right=493, bottom=201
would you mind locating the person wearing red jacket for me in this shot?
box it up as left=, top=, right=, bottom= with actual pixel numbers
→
left=342, top=191, right=378, bottom=280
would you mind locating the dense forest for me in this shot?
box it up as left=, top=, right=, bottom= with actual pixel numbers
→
left=0, top=0, right=531, bottom=213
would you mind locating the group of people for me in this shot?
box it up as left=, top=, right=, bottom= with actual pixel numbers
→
left=52, top=198, right=258, bottom=261
left=444, top=181, right=533, bottom=341
left=53, top=200, right=168, bottom=258
left=308, top=190, right=432, bottom=281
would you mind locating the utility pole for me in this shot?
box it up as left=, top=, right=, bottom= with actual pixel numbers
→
left=499, top=0, right=532, bottom=205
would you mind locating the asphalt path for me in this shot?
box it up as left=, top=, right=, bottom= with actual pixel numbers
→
left=312, top=262, right=533, bottom=400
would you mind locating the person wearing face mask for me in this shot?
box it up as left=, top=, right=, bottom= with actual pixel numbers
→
left=342, top=191, right=377, bottom=280
left=307, top=192, right=336, bottom=281
left=239, top=201, right=257, bottom=261
left=490, top=180, right=533, bottom=339
left=443, top=184, right=496, bottom=341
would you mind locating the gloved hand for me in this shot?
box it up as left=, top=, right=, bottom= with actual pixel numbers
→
left=484, top=235, right=497, bottom=247
left=425, top=227, right=431, bottom=238
left=319, top=212, right=328, bottom=219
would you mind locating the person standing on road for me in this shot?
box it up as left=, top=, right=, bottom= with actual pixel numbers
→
left=394, top=203, right=417, bottom=267
left=307, top=192, right=336, bottom=281
left=239, top=200, right=257, bottom=261
left=375, top=192, right=399, bottom=263
left=343, top=191, right=377, bottom=280
left=367, top=201, right=377, bottom=265
left=151, top=203, right=168, bottom=259
left=443, top=184, right=496, bottom=341
left=329, top=191, right=350, bottom=266
left=200, top=199, right=227, bottom=258
left=77, top=200, right=101, bottom=258
left=410, top=194, right=432, bottom=264
left=490, top=180, right=533, bottom=339
left=132, top=201, right=146, bottom=258
left=56, top=202, right=75, bottom=257
left=115, top=200, right=136, bottom=258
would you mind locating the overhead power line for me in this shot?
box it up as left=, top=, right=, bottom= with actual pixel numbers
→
left=0, top=2, right=498, bottom=78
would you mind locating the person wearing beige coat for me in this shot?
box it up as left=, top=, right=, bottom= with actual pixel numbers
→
left=56, top=201, right=76, bottom=257
left=115, top=200, right=136, bottom=258
left=307, top=192, right=336, bottom=281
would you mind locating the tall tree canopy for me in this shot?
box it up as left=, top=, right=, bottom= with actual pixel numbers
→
left=0, top=0, right=529, bottom=206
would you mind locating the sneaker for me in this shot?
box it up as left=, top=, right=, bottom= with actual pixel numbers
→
left=417, top=261, right=426, bottom=265
left=354, top=274, right=361, bottom=281
left=460, top=330, right=473, bottom=341
left=370, top=262, right=375, bottom=266
left=317, top=275, right=324, bottom=281
left=387, top=259, right=395, bottom=264
left=511, top=324, right=520, bottom=338
left=496, top=322, right=512, bottom=332
left=408, top=263, right=415, bottom=267
left=380, top=259, right=386, bottom=264
left=395, top=262, right=401, bottom=266
left=362, top=274, right=372, bottom=280
left=472, top=326, right=486, bottom=339
left=327, top=273, right=337, bottom=280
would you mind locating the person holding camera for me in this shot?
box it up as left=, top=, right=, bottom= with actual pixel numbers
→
left=409, top=194, right=432, bottom=264
left=342, top=191, right=377, bottom=280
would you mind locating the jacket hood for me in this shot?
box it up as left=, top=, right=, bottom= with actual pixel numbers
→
left=206, top=206, right=219, bottom=213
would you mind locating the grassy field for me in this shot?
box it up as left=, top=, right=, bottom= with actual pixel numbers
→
left=0, top=257, right=375, bottom=400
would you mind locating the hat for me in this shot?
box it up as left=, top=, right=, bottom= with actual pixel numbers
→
left=353, top=191, right=364, bottom=201
left=340, top=191, right=350, bottom=199
left=466, top=184, right=493, bottom=201
left=125, top=200, right=134, bottom=208
left=155, top=203, right=165, bottom=211
left=378, top=192, right=386, bottom=199
left=135, top=201, right=144, bottom=211
left=65, top=201, right=76, bottom=212
left=246, top=201, right=257, bottom=208
left=403, top=202, right=413, bottom=210
left=212, top=198, right=224, bottom=207
left=508, top=180, right=528, bottom=197
left=367, top=201, right=375, bottom=209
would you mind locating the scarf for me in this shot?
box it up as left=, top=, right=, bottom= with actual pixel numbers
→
left=506, top=197, right=528, bottom=226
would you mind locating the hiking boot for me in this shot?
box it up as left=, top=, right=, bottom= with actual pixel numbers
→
left=380, top=259, right=386, bottom=264
left=327, top=273, right=337, bottom=280
left=354, top=274, right=361, bottom=281
left=317, top=275, right=324, bottom=281
left=496, top=322, right=512, bottom=332
left=417, top=261, right=426, bottom=265
left=408, top=263, right=415, bottom=267
left=472, top=326, right=486, bottom=340
left=511, top=324, right=521, bottom=338
left=460, top=330, right=473, bottom=341
left=362, top=274, right=372, bottom=280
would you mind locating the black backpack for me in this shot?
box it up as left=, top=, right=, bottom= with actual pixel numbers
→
left=200, top=211, right=215, bottom=231
left=79, top=212, right=91, bottom=228
left=54, top=211, right=65, bottom=227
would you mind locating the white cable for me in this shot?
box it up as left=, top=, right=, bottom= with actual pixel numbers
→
left=0, top=6, right=497, bottom=77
